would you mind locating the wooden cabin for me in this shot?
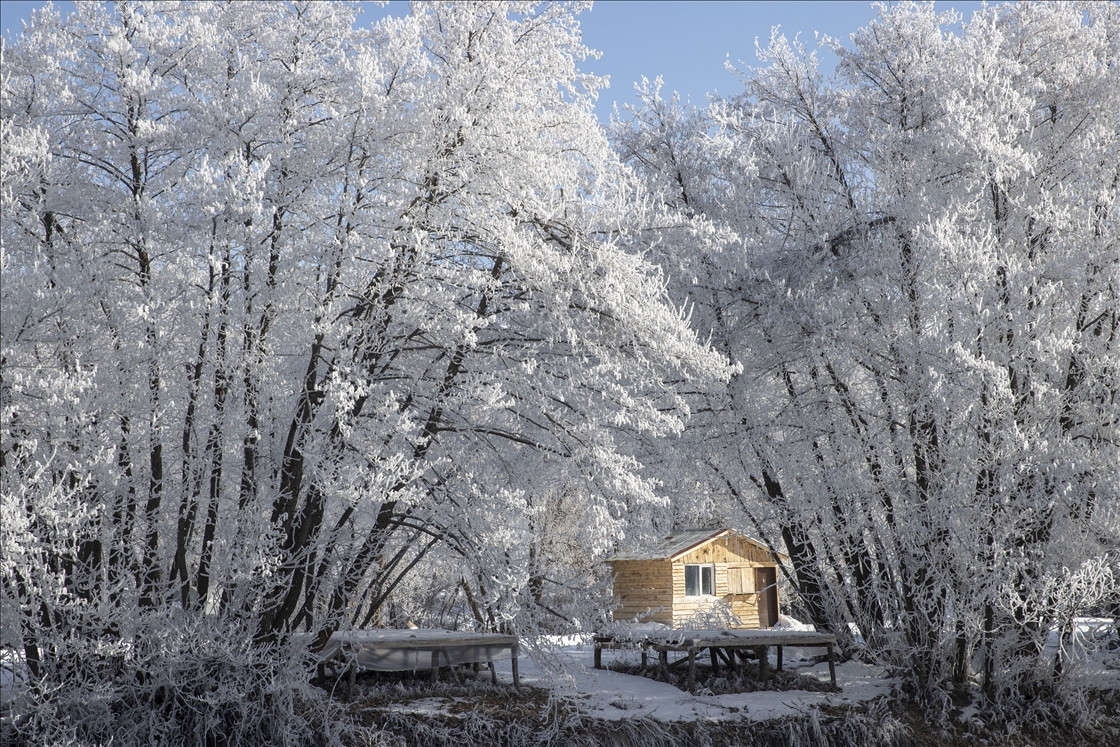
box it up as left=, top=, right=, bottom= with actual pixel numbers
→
left=606, top=528, right=788, bottom=629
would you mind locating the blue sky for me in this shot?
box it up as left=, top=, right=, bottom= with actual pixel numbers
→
left=1, top=1, right=986, bottom=121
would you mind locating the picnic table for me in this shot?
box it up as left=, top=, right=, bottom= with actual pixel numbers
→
left=593, top=628, right=838, bottom=692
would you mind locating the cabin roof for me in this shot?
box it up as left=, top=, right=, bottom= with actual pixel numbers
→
left=605, top=527, right=788, bottom=562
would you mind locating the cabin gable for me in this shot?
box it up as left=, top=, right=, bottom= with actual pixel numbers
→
left=673, top=533, right=775, bottom=565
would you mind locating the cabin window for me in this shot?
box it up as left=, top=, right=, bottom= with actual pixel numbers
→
left=684, top=564, right=714, bottom=596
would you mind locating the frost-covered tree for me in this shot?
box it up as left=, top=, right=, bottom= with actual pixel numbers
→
left=616, top=0, right=1119, bottom=713
left=0, top=2, right=727, bottom=743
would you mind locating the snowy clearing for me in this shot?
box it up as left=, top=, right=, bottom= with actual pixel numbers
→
left=494, top=644, right=893, bottom=723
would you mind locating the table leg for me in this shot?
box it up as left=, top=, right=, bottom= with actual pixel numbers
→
left=709, top=647, right=719, bottom=674
left=827, top=644, right=836, bottom=687
left=431, top=650, right=440, bottom=682
left=444, top=650, right=463, bottom=684
left=776, top=645, right=783, bottom=672
left=594, top=644, right=602, bottom=669
left=755, top=646, right=768, bottom=682
left=688, top=648, right=697, bottom=693
left=511, top=651, right=520, bottom=688
left=640, top=651, right=648, bottom=672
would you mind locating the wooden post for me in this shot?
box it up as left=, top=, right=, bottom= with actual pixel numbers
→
left=827, top=643, right=836, bottom=687
left=488, top=660, right=497, bottom=685
left=446, top=650, right=463, bottom=685
left=776, top=645, right=783, bottom=672
left=431, top=650, right=440, bottom=682
left=347, top=661, right=357, bottom=701
left=688, top=648, right=697, bottom=693
left=709, top=647, right=719, bottom=674
left=594, top=643, right=602, bottom=669
left=754, top=645, right=768, bottom=682
left=511, top=644, right=521, bottom=689
left=640, top=651, right=648, bottom=672
left=659, top=650, right=668, bottom=675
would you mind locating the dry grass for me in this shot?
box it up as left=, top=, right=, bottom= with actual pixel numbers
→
left=604, top=656, right=841, bottom=695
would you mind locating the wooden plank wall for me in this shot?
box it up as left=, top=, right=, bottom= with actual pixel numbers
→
left=666, top=563, right=762, bottom=628
left=609, top=559, right=674, bottom=625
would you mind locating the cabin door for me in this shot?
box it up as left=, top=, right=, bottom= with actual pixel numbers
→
left=755, top=567, right=778, bottom=627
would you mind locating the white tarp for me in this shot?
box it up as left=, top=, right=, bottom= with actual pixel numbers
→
left=293, top=629, right=518, bottom=672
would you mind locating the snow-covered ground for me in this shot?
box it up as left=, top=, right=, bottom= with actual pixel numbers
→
left=484, top=643, right=894, bottom=722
